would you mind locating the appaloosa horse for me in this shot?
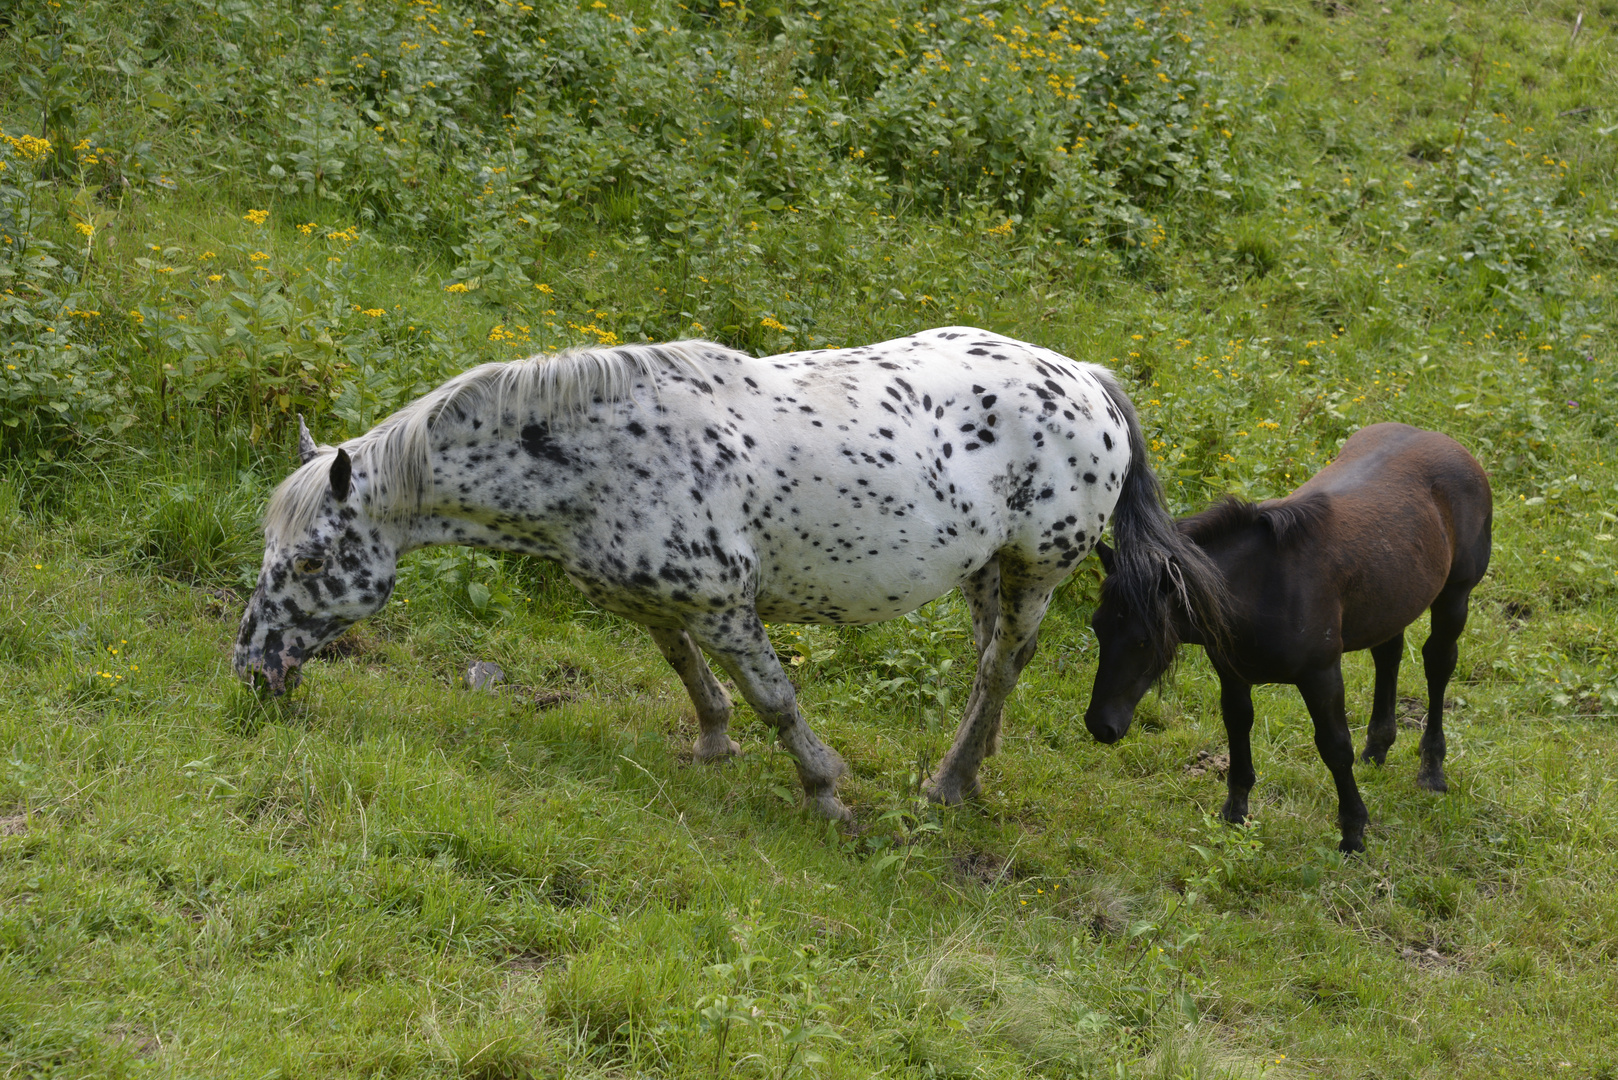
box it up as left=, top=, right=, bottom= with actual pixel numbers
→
left=1084, top=423, right=1492, bottom=852
left=236, top=328, right=1226, bottom=820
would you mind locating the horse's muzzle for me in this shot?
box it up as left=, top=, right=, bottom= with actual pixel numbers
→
left=1084, top=707, right=1132, bottom=745
left=234, top=650, right=303, bottom=696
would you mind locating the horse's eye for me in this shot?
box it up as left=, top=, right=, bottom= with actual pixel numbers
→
left=294, top=558, right=326, bottom=575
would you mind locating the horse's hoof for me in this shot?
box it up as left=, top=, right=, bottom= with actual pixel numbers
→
left=1218, top=799, right=1248, bottom=826
left=1416, top=771, right=1448, bottom=794
left=693, top=735, right=743, bottom=761
left=806, top=792, right=853, bottom=822
left=922, top=774, right=979, bottom=806
left=1338, top=835, right=1366, bottom=855
left=1360, top=746, right=1390, bottom=766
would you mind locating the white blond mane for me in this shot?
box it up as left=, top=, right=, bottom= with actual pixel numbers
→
left=263, top=340, right=728, bottom=545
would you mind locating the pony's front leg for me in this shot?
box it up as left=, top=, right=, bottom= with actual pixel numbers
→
left=646, top=625, right=739, bottom=761
left=924, top=581, right=1054, bottom=805
left=1297, top=663, right=1369, bottom=854
left=1214, top=662, right=1257, bottom=826
left=684, top=610, right=851, bottom=821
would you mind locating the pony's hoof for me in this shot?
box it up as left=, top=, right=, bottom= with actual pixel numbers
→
left=922, top=773, right=980, bottom=806
left=805, top=791, right=853, bottom=822
left=1218, top=799, right=1248, bottom=826
left=1338, top=834, right=1366, bottom=855
left=1360, top=745, right=1390, bottom=766
left=1416, top=771, right=1448, bottom=793
left=693, top=734, right=743, bottom=761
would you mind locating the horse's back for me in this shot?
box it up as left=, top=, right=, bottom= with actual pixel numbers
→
left=1303, top=422, right=1491, bottom=575
left=642, top=328, right=1133, bottom=624
left=1290, top=423, right=1490, bottom=649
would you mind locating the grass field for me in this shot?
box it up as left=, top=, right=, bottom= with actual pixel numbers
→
left=1, top=0, right=1616, bottom=1075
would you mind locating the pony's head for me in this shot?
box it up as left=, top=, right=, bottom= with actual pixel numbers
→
left=234, top=419, right=400, bottom=694
left=1081, top=540, right=1185, bottom=743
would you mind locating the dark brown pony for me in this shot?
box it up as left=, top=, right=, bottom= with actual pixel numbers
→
left=1084, top=423, right=1492, bottom=852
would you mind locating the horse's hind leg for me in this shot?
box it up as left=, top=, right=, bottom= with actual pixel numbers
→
left=683, top=609, right=851, bottom=821
left=924, top=578, right=1054, bottom=805
left=1361, top=632, right=1404, bottom=766
left=958, top=559, right=1004, bottom=754
left=1418, top=584, right=1472, bottom=793
left=960, top=559, right=1001, bottom=659
left=647, top=625, right=739, bottom=761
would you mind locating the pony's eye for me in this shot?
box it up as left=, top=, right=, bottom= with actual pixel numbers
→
left=294, top=558, right=326, bottom=575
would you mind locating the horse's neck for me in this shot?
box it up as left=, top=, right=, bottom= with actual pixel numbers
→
left=398, top=410, right=576, bottom=558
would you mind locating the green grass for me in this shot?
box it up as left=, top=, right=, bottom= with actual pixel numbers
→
left=2, top=0, right=1617, bottom=1075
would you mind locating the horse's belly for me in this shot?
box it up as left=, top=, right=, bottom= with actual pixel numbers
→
left=753, top=549, right=989, bottom=625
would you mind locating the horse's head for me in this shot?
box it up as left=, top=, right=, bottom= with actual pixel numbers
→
left=235, top=421, right=400, bottom=694
left=1083, top=541, right=1180, bottom=743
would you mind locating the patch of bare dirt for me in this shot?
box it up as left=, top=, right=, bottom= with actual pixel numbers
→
left=106, top=1023, right=163, bottom=1058
left=501, top=949, right=561, bottom=975
left=1396, top=696, right=1427, bottom=728
left=1399, top=944, right=1461, bottom=975
left=202, top=586, right=243, bottom=620
left=953, top=849, right=1011, bottom=887
left=0, top=814, right=26, bottom=836
left=1185, top=750, right=1229, bottom=778
left=315, top=628, right=386, bottom=662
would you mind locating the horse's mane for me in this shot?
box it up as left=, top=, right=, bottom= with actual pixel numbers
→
left=264, top=340, right=729, bottom=545
left=1179, top=492, right=1331, bottom=548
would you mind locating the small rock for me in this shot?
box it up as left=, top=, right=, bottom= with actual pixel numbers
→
left=464, top=661, right=505, bottom=692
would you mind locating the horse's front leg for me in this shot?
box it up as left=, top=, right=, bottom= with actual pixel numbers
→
left=646, top=625, right=739, bottom=761
left=1214, top=662, right=1257, bottom=826
left=924, top=579, right=1054, bottom=805
left=683, top=609, right=851, bottom=821
left=1296, top=662, right=1369, bottom=854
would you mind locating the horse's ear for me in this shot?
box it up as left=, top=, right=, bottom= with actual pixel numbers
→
left=1095, top=540, right=1115, bottom=575
left=297, top=414, right=320, bottom=465
left=330, top=448, right=352, bottom=502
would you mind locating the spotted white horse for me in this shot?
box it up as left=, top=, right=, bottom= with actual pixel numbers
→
left=235, top=327, right=1226, bottom=819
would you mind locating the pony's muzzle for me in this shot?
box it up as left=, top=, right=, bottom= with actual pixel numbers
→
left=1084, top=707, right=1132, bottom=745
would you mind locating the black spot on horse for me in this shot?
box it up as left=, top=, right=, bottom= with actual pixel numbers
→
left=521, top=423, right=571, bottom=466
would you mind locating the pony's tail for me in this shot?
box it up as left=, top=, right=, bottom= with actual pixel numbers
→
left=1096, top=374, right=1230, bottom=664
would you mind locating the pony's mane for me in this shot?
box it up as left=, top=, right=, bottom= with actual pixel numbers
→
left=1179, top=492, right=1331, bottom=548
left=264, top=340, right=730, bottom=546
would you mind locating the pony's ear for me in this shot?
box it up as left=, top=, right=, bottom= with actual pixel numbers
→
left=1094, top=540, right=1115, bottom=575
left=329, top=448, right=352, bottom=502
left=297, top=414, right=320, bottom=465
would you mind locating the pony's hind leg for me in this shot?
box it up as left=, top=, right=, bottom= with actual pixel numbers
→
left=1361, top=632, right=1404, bottom=765
left=924, top=577, right=1055, bottom=805
left=1418, top=585, right=1473, bottom=793
left=683, top=609, right=851, bottom=821
left=647, top=625, right=739, bottom=761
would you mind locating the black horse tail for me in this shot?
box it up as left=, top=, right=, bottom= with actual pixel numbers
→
left=1096, top=374, right=1230, bottom=669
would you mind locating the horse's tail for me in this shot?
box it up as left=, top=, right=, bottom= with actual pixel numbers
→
left=1096, top=374, right=1230, bottom=668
